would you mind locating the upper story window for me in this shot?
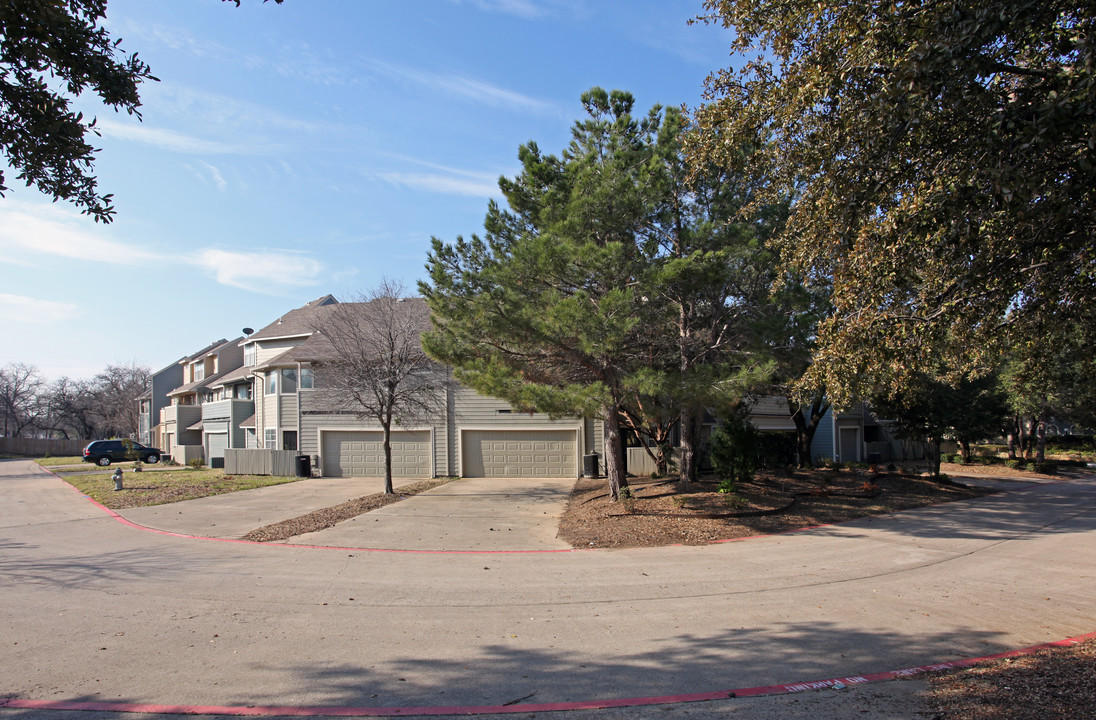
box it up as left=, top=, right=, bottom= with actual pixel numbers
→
left=234, top=384, right=252, bottom=400
left=281, top=368, right=297, bottom=394
left=265, top=370, right=278, bottom=395
left=300, top=367, right=314, bottom=389
left=244, top=344, right=257, bottom=367
left=193, top=364, right=205, bottom=382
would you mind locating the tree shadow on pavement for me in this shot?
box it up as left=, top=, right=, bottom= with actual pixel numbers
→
left=215, top=620, right=1009, bottom=711
left=803, top=479, right=1096, bottom=543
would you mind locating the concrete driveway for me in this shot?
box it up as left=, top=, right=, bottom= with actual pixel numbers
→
left=118, top=475, right=576, bottom=550
left=286, top=476, right=576, bottom=550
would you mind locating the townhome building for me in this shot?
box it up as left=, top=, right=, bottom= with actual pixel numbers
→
left=239, top=295, right=601, bottom=479
left=136, top=359, right=185, bottom=447
left=157, top=337, right=244, bottom=463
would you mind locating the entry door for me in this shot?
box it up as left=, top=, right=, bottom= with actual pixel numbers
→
left=838, top=427, right=860, bottom=463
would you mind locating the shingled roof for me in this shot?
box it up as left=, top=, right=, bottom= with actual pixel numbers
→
left=246, top=294, right=339, bottom=342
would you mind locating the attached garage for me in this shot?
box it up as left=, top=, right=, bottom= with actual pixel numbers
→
left=205, top=432, right=228, bottom=465
left=321, top=430, right=432, bottom=478
left=461, top=429, right=578, bottom=478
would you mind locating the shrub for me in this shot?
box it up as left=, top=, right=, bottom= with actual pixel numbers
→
left=1033, top=461, right=1059, bottom=475
left=710, top=407, right=759, bottom=487
left=187, top=457, right=203, bottom=469
left=1007, top=459, right=1026, bottom=470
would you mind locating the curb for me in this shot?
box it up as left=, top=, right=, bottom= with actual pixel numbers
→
left=3, top=632, right=1093, bottom=717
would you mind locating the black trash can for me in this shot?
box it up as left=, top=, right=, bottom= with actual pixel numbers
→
left=295, top=454, right=311, bottom=477
left=583, top=453, right=600, bottom=478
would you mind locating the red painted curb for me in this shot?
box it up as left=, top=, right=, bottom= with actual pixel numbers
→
left=3, top=632, right=1093, bottom=717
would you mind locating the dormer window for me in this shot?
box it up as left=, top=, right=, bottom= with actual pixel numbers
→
left=244, top=344, right=257, bottom=367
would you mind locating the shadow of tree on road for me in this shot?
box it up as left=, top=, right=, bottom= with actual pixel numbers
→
left=800, top=479, right=1096, bottom=544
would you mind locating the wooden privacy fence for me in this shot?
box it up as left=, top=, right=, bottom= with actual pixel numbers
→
left=224, top=449, right=299, bottom=476
left=0, top=437, right=86, bottom=457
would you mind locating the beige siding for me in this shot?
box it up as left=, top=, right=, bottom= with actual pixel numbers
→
left=279, top=394, right=299, bottom=428
left=453, top=387, right=587, bottom=475
left=254, top=338, right=303, bottom=365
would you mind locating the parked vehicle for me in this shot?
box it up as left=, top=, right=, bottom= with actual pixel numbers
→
left=82, top=440, right=162, bottom=466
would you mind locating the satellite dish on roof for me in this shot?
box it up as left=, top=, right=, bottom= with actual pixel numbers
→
left=242, top=327, right=254, bottom=336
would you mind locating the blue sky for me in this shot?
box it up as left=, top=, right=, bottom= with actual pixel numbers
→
left=0, top=0, right=736, bottom=380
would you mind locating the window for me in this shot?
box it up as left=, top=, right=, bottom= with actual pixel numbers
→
left=264, top=428, right=276, bottom=448
left=281, top=368, right=297, bottom=394
left=266, top=371, right=277, bottom=395
left=194, top=364, right=205, bottom=381
left=283, top=431, right=298, bottom=451
left=244, top=344, right=257, bottom=367
left=300, top=367, right=314, bottom=389
left=234, top=384, right=251, bottom=400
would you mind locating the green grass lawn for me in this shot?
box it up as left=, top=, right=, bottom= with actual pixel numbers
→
left=35, top=455, right=88, bottom=466
left=58, top=467, right=302, bottom=509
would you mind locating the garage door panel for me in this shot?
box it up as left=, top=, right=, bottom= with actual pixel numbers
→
left=322, top=430, right=431, bottom=478
left=462, top=430, right=576, bottom=478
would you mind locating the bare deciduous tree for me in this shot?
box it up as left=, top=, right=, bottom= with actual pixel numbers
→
left=0, top=363, right=44, bottom=437
left=93, top=362, right=150, bottom=438
left=314, top=280, right=449, bottom=494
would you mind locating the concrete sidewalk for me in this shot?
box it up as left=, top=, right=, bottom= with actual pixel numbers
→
left=117, top=475, right=577, bottom=549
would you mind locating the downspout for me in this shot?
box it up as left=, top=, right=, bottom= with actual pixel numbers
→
left=296, top=361, right=304, bottom=454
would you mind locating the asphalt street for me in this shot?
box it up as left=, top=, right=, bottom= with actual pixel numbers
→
left=1, top=459, right=1094, bottom=718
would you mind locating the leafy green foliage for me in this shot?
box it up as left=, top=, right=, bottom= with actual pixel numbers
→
left=0, top=0, right=280, bottom=221
left=709, top=406, right=759, bottom=488
left=692, top=0, right=1096, bottom=404
left=423, top=88, right=795, bottom=499
left=0, top=0, right=154, bottom=221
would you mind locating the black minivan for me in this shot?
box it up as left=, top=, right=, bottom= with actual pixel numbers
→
left=82, top=440, right=162, bottom=466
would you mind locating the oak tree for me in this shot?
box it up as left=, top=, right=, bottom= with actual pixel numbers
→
left=692, top=0, right=1096, bottom=404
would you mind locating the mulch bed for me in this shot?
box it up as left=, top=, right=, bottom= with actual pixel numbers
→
left=241, top=477, right=452, bottom=542
left=556, top=468, right=997, bottom=548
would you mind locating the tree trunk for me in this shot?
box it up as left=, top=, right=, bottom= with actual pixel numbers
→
left=1007, top=415, right=1020, bottom=460
left=959, top=439, right=971, bottom=464
left=789, top=397, right=829, bottom=468
left=1036, top=417, right=1047, bottom=462
left=382, top=423, right=394, bottom=494
left=928, top=438, right=942, bottom=478
left=603, top=405, right=629, bottom=501
left=678, top=405, right=699, bottom=489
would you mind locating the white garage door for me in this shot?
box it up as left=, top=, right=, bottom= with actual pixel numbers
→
left=322, top=430, right=431, bottom=478
left=462, top=430, right=577, bottom=478
left=206, top=433, right=228, bottom=461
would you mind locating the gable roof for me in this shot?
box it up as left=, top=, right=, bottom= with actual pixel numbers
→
left=182, top=339, right=229, bottom=364
left=245, top=294, right=340, bottom=343
left=251, top=297, right=430, bottom=368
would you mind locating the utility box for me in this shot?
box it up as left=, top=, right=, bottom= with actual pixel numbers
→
left=583, top=453, right=600, bottom=478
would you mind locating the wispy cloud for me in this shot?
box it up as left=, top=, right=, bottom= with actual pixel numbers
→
left=195, top=250, right=325, bottom=293
left=378, top=172, right=500, bottom=198
left=201, top=162, right=229, bottom=191
left=0, top=202, right=327, bottom=293
left=364, top=58, right=552, bottom=113
left=115, top=19, right=351, bottom=87
left=445, top=0, right=545, bottom=19
left=0, top=204, right=158, bottom=264
left=0, top=293, right=81, bottom=324
left=96, top=118, right=261, bottom=155
left=374, top=155, right=506, bottom=198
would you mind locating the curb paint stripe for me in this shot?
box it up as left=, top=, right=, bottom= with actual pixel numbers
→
left=3, top=633, right=1093, bottom=717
